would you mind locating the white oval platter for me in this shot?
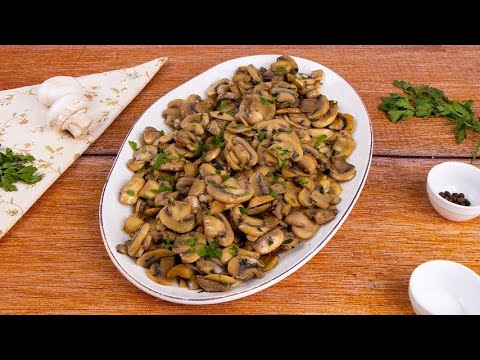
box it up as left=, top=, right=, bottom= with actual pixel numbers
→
left=99, top=55, right=373, bottom=304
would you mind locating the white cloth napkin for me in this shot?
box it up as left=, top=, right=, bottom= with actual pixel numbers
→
left=0, top=57, right=167, bottom=238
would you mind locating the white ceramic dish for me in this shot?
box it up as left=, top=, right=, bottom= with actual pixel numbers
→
left=409, top=260, right=480, bottom=315
left=426, top=162, right=480, bottom=222
left=99, top=55, right=373, bottom=304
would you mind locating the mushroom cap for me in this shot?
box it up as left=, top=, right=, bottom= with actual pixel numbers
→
left=47, top=92, right=89, bottom=129
left=38, top=76, right=82, bottom=107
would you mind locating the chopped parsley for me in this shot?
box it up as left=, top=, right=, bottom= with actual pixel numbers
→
left=258, top=131, right=267, bottom=141
left=314, top=135, right=328, bottom=149
left=298, top=178, right=309, bottom=186
left=239, top=207, right=248, bottom=214
left=222, top=185, right=237, bottom=190
left=127, top=190, right=135, bottom=196
left=151, top=151, right=171, bottom=170
left=269, top=189, right=279, bottom=200
left=260, top=95, right=279, bottom=105
left=275, top=66, right=287, bottom=74
left=198, top=240, right=222, bottom=260
left=162, top=236, right=174, bottom=250
left=229, top=246, right=239, bottom=256
left=128, top=141, right=138, bottom=151
left=219, top=100, right=228, bottom=109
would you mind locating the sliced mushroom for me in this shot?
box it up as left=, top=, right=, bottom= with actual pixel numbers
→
left=306, top=208, right=338, bottom=225
left=249, top=172, right=269, bottom=196
left=127, top=223, right=151, bottom=257
left=329, top=157, right=356, bottom=182
left=253, top=228, right=284, bottom=254
left=167, top=264, right=195, bottom=279
left=203, top=213, right=234, bottom=246
left=284, top=211, right=319, bottom=239
left=196, top=258, right=227, bottom=275
left=225, top=136, right=258, bottom=170
left=333, top=131, right=355, bottom=158
left=238, top=94, right=276, bottom=125
left=120, top=176, right=146, bottom=205
left=228, top=256, right=264, bottom=280
left=312, top=101, right=338, bottom=128
left=206, top=178, right=253, bottom=204
left=300, top=95, right=328, bottom=118
left=147, top=263, right=175, bottom=286
left=247, top=195, right=275, bottom=215
left=158, top=200, right=196, bottom=233
left=136, top=248, right=174, bottom=268
left=261, top=254, right=279, bottom=272
left=196, top=276, right=231, bottom=292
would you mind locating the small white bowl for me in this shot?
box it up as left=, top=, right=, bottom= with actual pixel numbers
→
left=426, top=161, right=480, bottom=222
left=409, top=260, right=480, bottom=315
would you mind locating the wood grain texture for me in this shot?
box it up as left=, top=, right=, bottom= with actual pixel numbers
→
left=0, top=156, right=478, bottom=314
left=1, top=46, right=480, bottom=314
left=1, top=46, right=479, bottom=157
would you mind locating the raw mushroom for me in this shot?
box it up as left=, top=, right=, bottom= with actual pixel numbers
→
left=46, top=93, right=92, bottom=138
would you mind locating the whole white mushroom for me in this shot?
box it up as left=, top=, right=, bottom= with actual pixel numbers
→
left=37, top=76, right=82, bottom=107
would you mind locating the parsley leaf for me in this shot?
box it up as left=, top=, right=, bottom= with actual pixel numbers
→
left=258, top=131, right=267, bottom=142
left=260, top=95, right=279, bottom=105
left=275, top=66, right=287, bottom=74
left=379, top=80, right=480, bottom=162
left=162, top=236, right=174, bottom=250
left=127, top=190, right=135, bottom=196
left=0, top=148, right=43, bottom=192
left=198, top=240, right=222, bottom=260
left=314, top=135, right=328, bottom=149
left=151, top=151, right=171, bottom=170
left=229, top=246, right=238, bottom=256
left=298, top=178, right=308, bottom=186
left=269, top=189, right=279, bottom=200
left=128, top=141, right=138, bottom=151
left=239, top=207, right=248, bottom=214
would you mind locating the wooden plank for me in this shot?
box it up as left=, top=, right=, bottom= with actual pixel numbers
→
left=1, top=45, right=479, bottom=157
left=0, top=156, right=478, bottom=314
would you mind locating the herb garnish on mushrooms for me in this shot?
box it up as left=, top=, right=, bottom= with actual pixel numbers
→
left=118, top=55, right=357, bottom=292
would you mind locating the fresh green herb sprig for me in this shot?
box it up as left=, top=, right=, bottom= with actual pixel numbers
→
left=0, top=147, right=43, bottom=192
left=379, top=80, right=480, bottom=161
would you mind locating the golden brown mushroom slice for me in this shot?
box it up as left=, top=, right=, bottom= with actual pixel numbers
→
left=206, top=177, right=253, bottom=204
left=228, top=256, right=265, bottom=280
left=225, top=136, right=259, bottom=170
left=238, top=94, right=276, bottom=125
left=196, top=276, right=231, bottom=292
left=120, top=176, right=146, bottom=205
left=253, top=228, right=284, bottom=255
left=147, top=263, right=175, bottom=286
left=127, top=223, right=151, bottom=257
left=203, top=213, right=234, bottom=247
left=284, top=211, right=319, bottom=240
left=136, top=248, right=174, bottom=268
left=305, top=208, right=338, bottom=225
left=157, top=200, right=196, bottom=233
left=329, top=157, right=356, bottom=182
left=312, top=101, right=338, bottom=128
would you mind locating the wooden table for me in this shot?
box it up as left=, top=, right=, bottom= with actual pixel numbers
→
left=1, top=46, right=479, bottom=314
